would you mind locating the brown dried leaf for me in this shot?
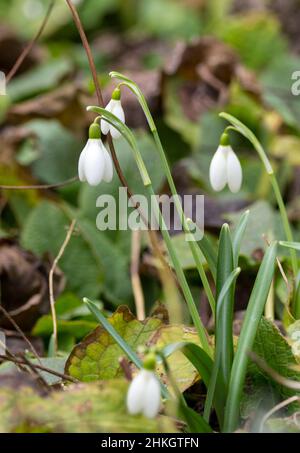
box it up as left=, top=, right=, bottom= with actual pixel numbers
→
left=7, top=83, right=88, bottom=131
left=163, top=37, right=260, bottom=121
left=0, top=239, right=65, bottom=331
left=0, top=25, right=42, bottom=75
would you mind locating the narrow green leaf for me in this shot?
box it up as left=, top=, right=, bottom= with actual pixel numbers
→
left=216, top=268, right=241, bottom=320
left=215, top=224, right=235, bottom=389
left=84, top=298, right=142, bottom=368
left=163, top=340, right=224, bottom=424
left=197, top=234, right=218, bottom=281
left=204, top=267, right=241, bottom=426
left=279, top=241, right=300, bottom=251
left=162, top=342, right=213, bottom=387
left=223, top=242, right=278, bottom=432
left=232, top=210, right=250, bottom=267
left=179, top=402, right=213, bottom=433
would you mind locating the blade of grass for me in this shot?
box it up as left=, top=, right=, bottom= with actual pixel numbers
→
left=232, top=210, right=250, bottom=268
left=279, top=241, right=300, bottom=251
left=223, top=242, right=278, bottom=432
left=162, top=342, right=213, bottom=386
left=204, top=267, right=241, bottom=426
left=158, top=350, right=212, bottom=433
left=215, top=224, right=235, bottom=389
left=84, top=298, right=142, bottom=367
left=197, top=234, right=218, bottom=282
left=179, top=402, right=213, bottom=433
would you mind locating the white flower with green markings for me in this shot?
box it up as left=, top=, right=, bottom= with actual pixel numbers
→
left=101, top=87, right=125, bottom=139
left=126, top=354, right=161, bottom=419
left=78, top=122, right=113, bottom=186
left=209, top=132, right=242, bottom=193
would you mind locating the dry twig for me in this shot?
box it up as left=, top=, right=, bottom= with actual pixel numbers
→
left=49, top=220, right=76, bottom=354
left=259, top=395, right=300, bottom=433
left=0, top=305, right=41, bottom=364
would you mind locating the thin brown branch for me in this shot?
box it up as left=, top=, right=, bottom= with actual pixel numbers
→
left=49, top=219, right=76, bottom=354
left=20, top=353, right=50, bottom=392
left=1, top=1, right=78, bottom=192
left=0, top=176, right=78, bottom=191
left=65, top=0, right=140, bottom=204
left=0, top=305, right=41, bottom=364
left=0, top=354, right=77, bottom=383
left=0, top=337, right=27, bottom=373
left=6, top=0, right=55, bottom=83
left=65, top=0, right=179, bottom=292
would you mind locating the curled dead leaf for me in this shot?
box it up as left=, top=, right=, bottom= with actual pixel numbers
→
left=163, top=37, right=260, bottom=121
left=0, top=25, right=42, bottom=76
left=0, top=239, right=65, bottom=331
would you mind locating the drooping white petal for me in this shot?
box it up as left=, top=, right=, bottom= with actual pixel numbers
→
left=83, top=139, right=105, bottom=186
left=126, top=370, right=148, bottom=415
left=143, top=374, right=161, bottom=419
left=78, top=143, right=88, bottom=182
left=101, top=99, right=113, bottom=135
left=110, top=99, right=125, bottom=139
left=209, top=146, right=228, bottom=192
left=101, top=143, right=114, bottom=183
left=226, top=147, right=242, bottom=193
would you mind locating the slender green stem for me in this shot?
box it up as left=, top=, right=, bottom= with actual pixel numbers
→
left=270, top=174, right=297, bottom=277
left=221, top=113, right=298, bottom=279
left=147, top=185, right=211, bottom=355
left=186, top=220, right=215, bottom=315
left=88, top=104, right=212, bottom=355
left=152, top=130, right=216, bottom=315
left=109, top=73, right=216, bottom=314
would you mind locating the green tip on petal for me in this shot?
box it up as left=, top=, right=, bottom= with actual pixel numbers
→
left=111, top=87, right=121, bottom=101
left=220, top=132, right=230, bottom=146
left=143, top=352, right=156, bottom=371
left=89, top=122, right=101, bottom=139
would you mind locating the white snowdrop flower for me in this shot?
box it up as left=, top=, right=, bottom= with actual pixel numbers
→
left=126, top=354, right=161, bottom=419
left=209, top=133, right=242, bottom=193
left=101, top=87, right=125, bottom=139
left=78, top=123, right=113, bottom=186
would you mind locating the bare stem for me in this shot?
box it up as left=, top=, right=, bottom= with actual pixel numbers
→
left=65, top=1, right=178, bottom=296
left=0, top=176, right=78, bottom=191
left=259, top=395, right=300, bottom=433
left=0, top=305, right=41, bottom=364
left=0, top=354, right=77, bottom=383
left=65, top=0, right=133, bottom=196
left=49, top=219, right=76, bottom=354
left=6, top=0, right=55, bottom=82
